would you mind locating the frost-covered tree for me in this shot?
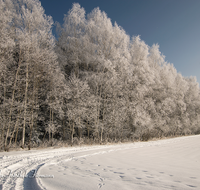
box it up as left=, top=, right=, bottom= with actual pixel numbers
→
left=184, top=76, right=200, bottom=134
left=56, top=3, right=86, bottom=77
left=65, top=74, right=92, bottom=144
left=13, top=0, right=57, bottom=149
left=0, top=0, right=16, bottom=149
left=55, top=3, right=200, bottom=143
left=2, top=2, right=200, bottom=150
left=1, top=0, right=61, bottom=150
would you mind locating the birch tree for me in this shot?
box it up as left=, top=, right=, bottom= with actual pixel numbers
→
left=56, top=3, right=86, bottom=77
left=2, top=0, right=59, bottom=150
left=0, top=0, right=16, bottom=149
left=66, top=74, right=91, bottom=144
left=54, top=3, right=200, bottom=143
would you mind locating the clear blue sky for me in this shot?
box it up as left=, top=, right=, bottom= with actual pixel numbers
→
left=40, top=0, right=200, bottom=84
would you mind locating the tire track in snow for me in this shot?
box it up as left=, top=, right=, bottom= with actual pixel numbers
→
left=0, top=135, right=196, bottom=190
left=0, top=145, right=124, bottom=189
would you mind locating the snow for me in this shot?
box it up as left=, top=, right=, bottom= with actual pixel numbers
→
left=0, top=135, right=200, bottom=190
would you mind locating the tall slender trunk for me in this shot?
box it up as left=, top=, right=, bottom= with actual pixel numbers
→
left=1, top=81, right=6, bottom=145
left=95, top=84, right=101, bottom=140
left=28, top=62, right=37, bottom=150
left=15, top=103, right=23, bottom=146
left=62, top=119, right=66, bottom=140
left=78, top=116, right=82, bottom=139
left=112, top=93, right=117, bottom=141
left=22, top=62, right=29, bottom=149
left=22, top=21, right=32, bottom=149
left=49, top=107, right=51, bottom=142
left=95, top=68, right=104, bottom=141
left=43, top=130, right=47, bottom=142
left=71, top=119, right=74, bottom=145
left=15, top=125, right=19, bottom=146
left=51, top=109, right=54, bottom=146
left=4, top=50, right=22, bottom=151
left=100, top=95, right=105, bottom=143
left=28, top=105, right=34, bottom=150
left=86, top=118, right=90, bottom=138
left=8, top=109, right=21, bottom=149
left=100, top=128, right=103, bottom=143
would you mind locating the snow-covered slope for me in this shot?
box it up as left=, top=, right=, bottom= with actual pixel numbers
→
left=0, top=135, right=200, bottom=190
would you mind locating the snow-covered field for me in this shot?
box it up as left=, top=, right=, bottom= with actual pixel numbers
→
left=0, top=135, right=199, bottom=190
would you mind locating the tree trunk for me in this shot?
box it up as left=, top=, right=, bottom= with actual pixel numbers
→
left=22, top=62, right=29, bottom=149
left=1, top=82, right=6, bottom=147
left=15, top=125, right=19, bottom=146
left=86, top=118, right=90, bottom=138
left=49, top=107, right=51, bottom=143
left=4, top=50, right=22, bottom=151
left=51, top=109, right=54, bottom=146
left=78, top=116, right=82, bottom=139
left=100, top=128, right=103, bottom=143
left=43, top=130, right=47, bottom=142
left=62, top=119, right=66, bottom=140
left=71, top=120, right=74, bottom=145
left=28, top=62, right=38, bottom=150
left=100, top=96, right=105, bottom=143
left=8, top=109, right=21, bottom=150
left=28, top=108, right=34, bottom=150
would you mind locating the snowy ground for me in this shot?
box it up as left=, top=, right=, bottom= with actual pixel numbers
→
left=0, top=135, right=199, bottom=190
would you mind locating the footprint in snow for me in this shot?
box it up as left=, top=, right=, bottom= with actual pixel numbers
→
left=119, top=175, right=125, bottom=179
left=102, top=168, right=107, bottom=172
left=186, top=184, right=197, bottom=188
left=97, top=177, right=105, bottom=189
left=114, top=172, right=124, bottom=174
left=146, top=176, right=154, bottom=178
left=98, top=183, right=105, bottom=189
left=94, top=173, right=100, bottom=176
left=99, top=177, right=104, bottom=182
